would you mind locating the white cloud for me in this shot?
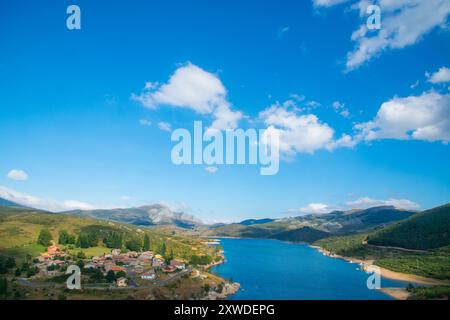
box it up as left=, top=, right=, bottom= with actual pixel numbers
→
left=205, top=166, right=218, bottom=174
left=427, top=66, right=450, bottom=84
left=120, top=195, right=131, bottom=201
left=410, top=80, right=420, bottom=89
left=345, top=197, right=421, bottom=210
left=132, top=62, right=242, bottom=131
left=355, top=91, right=450, bottom=143
left=320, top=0, right=450, bottom=71
left=332, top=101, right=351, bottom=118
left=0, top=185, right=96, bottom=212
left=62, top=200, right=96, bottom=211
left=259, top=100, right=356, bottom=156
left=297, top=203, right=330, bottom=214
left=139, top=119, right=152, bottom=126
left=7, top=169, right=28, bottom=181
left=157, top=121, right=172, bottom=132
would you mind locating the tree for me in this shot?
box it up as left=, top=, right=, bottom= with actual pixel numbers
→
left=0, top=277, right=7, bottom=297
left=125, top=238, right=141, bottom=252
left=143, top=234, right=150, bottom=251
left=106, top=270, right=116, bottom=283
left=59, top=230, right=76, bottom=245
left=158, top=241, right=167, bottom=257
left=37, top=228, right=53, bottom=246
left=104, top=231, right=123, bottom=249
left=77, top=232, right=98, bottom=248
left=116, top=271, right=126, bottom=279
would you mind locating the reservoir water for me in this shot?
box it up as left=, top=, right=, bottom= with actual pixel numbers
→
left=212, top=238, right=409, bottom=300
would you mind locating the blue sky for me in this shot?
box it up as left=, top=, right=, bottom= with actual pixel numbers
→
left=0, top=0, right=449, bottom=222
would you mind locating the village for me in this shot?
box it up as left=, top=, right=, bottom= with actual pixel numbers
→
left=34, top=244, right=187, bottom=288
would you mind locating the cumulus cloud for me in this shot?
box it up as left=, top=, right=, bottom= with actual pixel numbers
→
left=345, top=197, right=421, bottom=210
left=132, top=63, right=242, bottom=131
left=157, top=121, right=172, bottom=132
left=314, top=1, right=450, bottom=71
left=355, top=91, right=450, bottom=143
left=349, top=0, right=450, bottom=70
left=259, top=100, right=357, bottom=156
left=0, top=185, right=96, bottom=212
left=427, top=66, right=450, bottom=84
left=7, top=169, right=28, bottom=181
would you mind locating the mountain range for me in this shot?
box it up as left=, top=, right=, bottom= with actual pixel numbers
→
left=204, top=206, right=417, bottom=242
left=62, top=204, right=203, bottom=229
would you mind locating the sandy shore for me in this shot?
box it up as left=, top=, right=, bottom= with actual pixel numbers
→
left=380, top=288, right=410, bottom=300
left=310, top=245, right=450, bottom=287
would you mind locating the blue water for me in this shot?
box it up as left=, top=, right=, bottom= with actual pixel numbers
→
left=212, top=238, right=409, bottom=300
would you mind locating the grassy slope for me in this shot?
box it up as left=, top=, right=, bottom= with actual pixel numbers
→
left=367, top=204, right=450, bottom=250
left=314, top=233, right=450, bottom=280
left=271, top=227, right=330, bottom=243
left=0, top=206, right=218, bottom=262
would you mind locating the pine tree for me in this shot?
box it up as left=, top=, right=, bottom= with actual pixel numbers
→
left=143, top=234, right=150, bottom=251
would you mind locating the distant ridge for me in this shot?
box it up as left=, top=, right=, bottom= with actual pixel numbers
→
left=206, top=205, right=416, bottom=242
left=62, top=204, right=203, bottom=229
left=239, top=218, right=274, bottom=226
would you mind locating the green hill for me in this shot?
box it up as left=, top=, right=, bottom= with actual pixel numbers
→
left=0, top=206, right=218, bottom=262
left=271, top=227, right=330, bottom=243
left=367, top=204, right=450, bottom=250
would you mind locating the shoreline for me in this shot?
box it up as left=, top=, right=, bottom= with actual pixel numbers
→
left=380, top=288, right=410, bottom=300
left=310, top=245, right=450, bottom=287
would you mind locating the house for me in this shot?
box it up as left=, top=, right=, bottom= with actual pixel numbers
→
left=104, top=261, right=116, bottom=272
left=116, top=277, right=127, bottom=287
left=47, top=245, right=60, bottom=255
left=126, top=251, right=139, bottom=258
left=38, top=254, right=50, bottom=262
left=152, top=258, right=164, bottom=268
left=127, top=259, right=139, bottom=267
left=48, top=260, right=65, bottom=267
left=139, top=251, right=154, bottom=260
left=162, top=265, right=176, bottom=273
left=84, top=262, right=98, bottom=270
left=110, top=265, right=126, bottom=273
left=170, top=259, right=186, bottom=270
left=139, top=258, right=152, bottom=266
left=141, top=270, right=156, bottom=280
left=132, top=265, right=144, bottom=274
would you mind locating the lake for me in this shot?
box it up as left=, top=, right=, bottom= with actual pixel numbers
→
left=211, top=238, right=409, bottom=300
